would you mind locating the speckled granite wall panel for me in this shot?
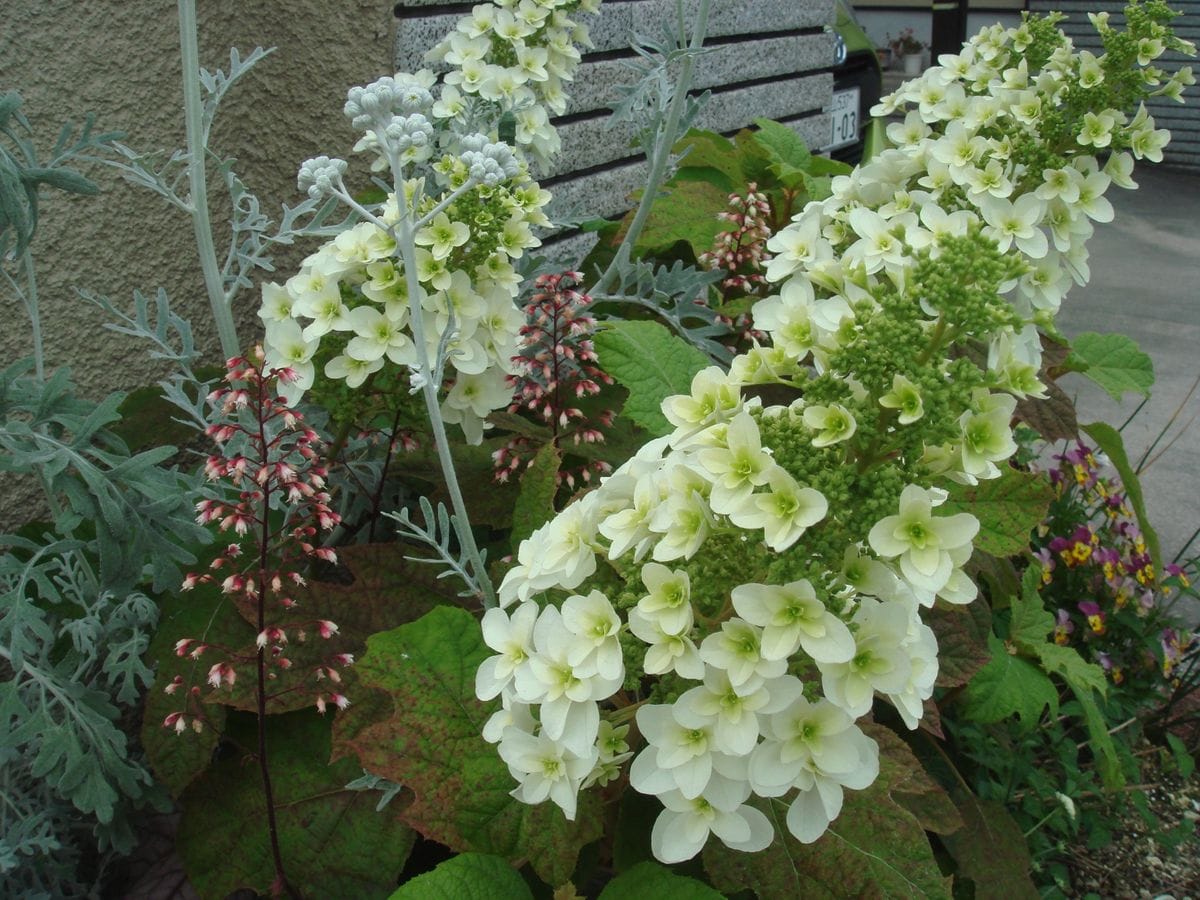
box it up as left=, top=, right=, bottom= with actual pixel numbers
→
left=550, top=72, right=831, bottom=176
left=395, top=0, right=835, bottom=72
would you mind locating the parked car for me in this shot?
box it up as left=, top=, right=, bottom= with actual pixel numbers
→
left=825, top=0, right=883, bottom=164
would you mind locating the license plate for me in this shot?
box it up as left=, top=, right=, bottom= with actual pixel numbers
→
left=827, top=87, right=860, bottom=151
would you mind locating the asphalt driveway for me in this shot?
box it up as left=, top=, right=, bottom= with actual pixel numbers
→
left=1054, top=163, right=1200, bottom=622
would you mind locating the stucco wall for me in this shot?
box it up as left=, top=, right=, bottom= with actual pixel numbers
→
left=1, top=0, right=394, bottom=525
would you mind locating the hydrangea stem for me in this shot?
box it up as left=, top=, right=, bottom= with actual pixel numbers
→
left=590, top=0, right=712, bottom=296
left=178, top=0, right=240, bottom=360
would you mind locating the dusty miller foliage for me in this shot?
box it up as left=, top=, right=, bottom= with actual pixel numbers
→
left=105, top=46, right=353, bottom=313
left=591, top=258, right=730, bottom=364
left=0, top=89, right=211, bottom=898
left=0, top=357, right=209, bottom=896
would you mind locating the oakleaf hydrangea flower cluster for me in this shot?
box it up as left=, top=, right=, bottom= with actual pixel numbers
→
left=476, top=3, right=1195, bottom=864
left=260, top=76, right=545, bottom=442
left=260, top=0, right=596, bottom=444
left=426, top=0, right=600, bottom=171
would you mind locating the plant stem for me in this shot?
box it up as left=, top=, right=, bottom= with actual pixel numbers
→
left=253, top=376, right=298, bottom=900
left=22, top=249, right=44, bottom=381
left=178, top=0, right=240, bottom=360
left=368, top=402, right=407, bottom=542
left=396, top=212, right=497, bottom=608
left=590, top=0, right=712, bottom=296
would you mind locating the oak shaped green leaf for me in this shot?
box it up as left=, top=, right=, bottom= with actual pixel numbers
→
left=594, top=321, right=712, bottom=437
left=942, top=468, right=1054, bottom=558
left=962, top=633, right=1058, bottom=729
left=1065, top=331, right=1154, bottom=402
left=331, top=605, right=603, bottom=888
left=702, top=724, right=953, bottom=899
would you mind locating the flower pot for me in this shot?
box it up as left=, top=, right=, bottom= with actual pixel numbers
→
left=903, top=53, right=923, bottom=75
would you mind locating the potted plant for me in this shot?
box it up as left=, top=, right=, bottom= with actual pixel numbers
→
left=888, top=27, right=927, bottom=74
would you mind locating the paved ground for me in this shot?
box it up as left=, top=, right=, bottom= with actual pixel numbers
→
left=1054, top=163, right=1200, bottom=623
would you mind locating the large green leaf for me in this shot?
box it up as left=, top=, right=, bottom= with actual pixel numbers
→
left=1065, top=332, right=1154, bottom=401
left=331, top=606, right=603, bottom=888
left=390, top=853, right=532, bottom=899
left=941, top=788, right=1038, bottom=900
left=942, top=468, right=1054, bottom=558
left=1081, top=421, right=1162, bottom=572
left=752, top=118, right=811, bottom=177
left=702, top=724, right=954, bottom=899
left=598, top=861, right=724, bottom=899
left=961, top=633, right=1058, bottom=729
left=176, top=709, right=415, bottom=899
left=674, top=128, right=744, bottom=189
left=141, top=582, right=240, bottom=797
left=634, top=178, right=732, bottom=258
left=511, top=441, right=562, bottom=553
left=594, top=321, right=712, bottom=437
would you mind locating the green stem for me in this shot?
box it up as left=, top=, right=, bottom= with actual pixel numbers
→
left=178, top=0, right=239, bottom=359
left=18, top=248, right=68, bottom=520
left=589, top=0, right=712, bottom=296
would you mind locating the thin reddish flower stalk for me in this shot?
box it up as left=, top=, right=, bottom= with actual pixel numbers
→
left=698, top=183, right=774, bottom=347
left=170, top=347, right=347, bottom=899
left=250, top=365, right=293, bottom=900
left=495, top=271, right=615, bottom=487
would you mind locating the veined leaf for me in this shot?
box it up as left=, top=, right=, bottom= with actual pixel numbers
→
left=390, top=853, right=532, bottom=899
left=633, top=178, right=731, bottom=258
left=598, top=861, right=723, bottom=899
left=942, top=468, right=1054, bottom=558
left=594, top=320, right=712, bottom=436
left=331, top=606, right=603, bottom=887
left=1065, top=332, right=1154, bottom=401
left=941, top=788, right=1038, bottom=899
left=177, top=710, right=415, bottom=899
left=962, top=633, right=1058, bottom=729
left=926, top=598, right=992, bottom=688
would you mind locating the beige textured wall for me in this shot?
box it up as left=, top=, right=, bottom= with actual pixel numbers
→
left=1, top=0, right=394, bottom=524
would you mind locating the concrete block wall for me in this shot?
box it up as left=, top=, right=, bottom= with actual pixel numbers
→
left=1028, top=0, right=1200, bottom=171
left=395, top=0, right=837, bottom=260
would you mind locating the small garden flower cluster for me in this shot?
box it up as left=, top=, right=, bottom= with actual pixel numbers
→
left=700, top=183, right=774, bottom=301
left=260, top=74, right=551, bottom=444
left=1035, top=440, right=1194, bottom=690
left=474, top=3, right=1195, bottom=864
left=493, top=270, right=615, bottom=487
left=165, top=349, right=348, bottom=732
left=426, top=0, right=600, bottom=170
